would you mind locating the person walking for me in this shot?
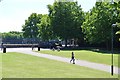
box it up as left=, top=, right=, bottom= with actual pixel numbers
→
left=70, top=52, right=75, bottom=64
left=32, top=44, right=34, bottom=50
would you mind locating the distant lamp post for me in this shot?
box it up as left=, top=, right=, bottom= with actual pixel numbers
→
left=111, top=23, right=117, bottom=76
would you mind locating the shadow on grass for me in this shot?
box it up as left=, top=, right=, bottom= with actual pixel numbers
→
left=61, top=47, right=120, bottom=54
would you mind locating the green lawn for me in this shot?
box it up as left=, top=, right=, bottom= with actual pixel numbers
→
left=39, top=50, right=119, bottom=67
left=2, top=52, right=118, bottom=78
left=0, top=53, right=2, bottom=79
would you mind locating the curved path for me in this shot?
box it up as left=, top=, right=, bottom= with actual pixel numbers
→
left=1, top=48, right=120, bottom=74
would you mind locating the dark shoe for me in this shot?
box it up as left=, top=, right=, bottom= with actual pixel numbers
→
left=73, top=62, right=75, bottom=64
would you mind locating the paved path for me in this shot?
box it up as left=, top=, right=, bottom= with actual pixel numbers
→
left=1, top=48, right=120, bottom=74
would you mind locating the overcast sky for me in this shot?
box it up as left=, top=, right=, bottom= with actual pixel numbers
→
left=0, top=0, right=96, bottom=33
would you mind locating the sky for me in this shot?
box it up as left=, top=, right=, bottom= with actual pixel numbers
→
left=0, top=0, right=97, bottom=33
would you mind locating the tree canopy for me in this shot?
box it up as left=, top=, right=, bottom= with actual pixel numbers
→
left=37, top=14, right=53, bottom=41
left=22, top=13, right=42, bottom=38
left=1, top=31, right=23, bottom=44
left=48, top=1, right=84, bottom=46
left=82, top=2, right=119, bottom=48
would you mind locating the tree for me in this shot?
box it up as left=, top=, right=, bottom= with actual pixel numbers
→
left=82, top=2, right=118, bottom=48
left=116, top=1, right=120, bottom=41
left=48, top=1, right=84, bottom=47
left=37, top=14, right=53, bottom=41
left=22, top=13, right=42, bottom=38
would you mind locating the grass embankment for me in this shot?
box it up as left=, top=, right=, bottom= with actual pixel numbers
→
left=2, top=52, right=118, bottom=78
left=39, top=50, right=119, bottom=67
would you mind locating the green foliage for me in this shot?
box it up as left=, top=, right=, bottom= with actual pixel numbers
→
left=116, top=23, right=120, bottom=35
left=1, top=31, right=23, bottom=44
left=116, top=1, right=120, bottom=37
left=0, top=53, right=1, bottom=79
left=2, top=31, right=23, bottom=39
left=22, top=13, right=42, bottom=38
left=48, top=1, right=84, bottom=42
left=0, top=33, right=2, bottom=39
left=0, top=33, right=2, bottom=36
left=82, top=2, right=118, bottom=45
left=37, top=14, right=54, bottom=41
left=116, top=22, right=120, bottom=41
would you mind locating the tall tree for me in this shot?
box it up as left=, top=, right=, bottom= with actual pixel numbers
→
left=22, top=13, right=42, bottom=38
left=82, top=2, right=118, bottom=48
left=48, top=1, right=84, bottom=46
